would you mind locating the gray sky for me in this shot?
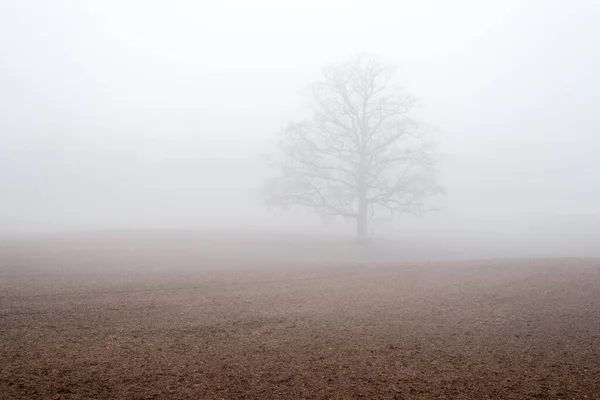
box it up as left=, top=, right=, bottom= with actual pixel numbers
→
left=1, top=0, right=599, bottom=235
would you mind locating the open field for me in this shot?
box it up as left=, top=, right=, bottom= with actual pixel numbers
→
left=1, top=232, right=600, bottom=399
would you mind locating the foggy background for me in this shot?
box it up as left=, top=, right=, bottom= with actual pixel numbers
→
left=1, top=0, right=599, bottom=257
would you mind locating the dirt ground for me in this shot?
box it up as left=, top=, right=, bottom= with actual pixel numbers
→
left=1, top=234, right=600, bottom=399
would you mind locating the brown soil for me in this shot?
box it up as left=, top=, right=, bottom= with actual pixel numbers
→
left=1, top=235, right=600, bottom=399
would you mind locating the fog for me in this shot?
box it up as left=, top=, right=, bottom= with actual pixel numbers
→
left=1, top=0, right=599, bottom=257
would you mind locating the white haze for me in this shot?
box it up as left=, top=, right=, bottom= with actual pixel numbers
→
left=1, top=0, right=599, bottom=256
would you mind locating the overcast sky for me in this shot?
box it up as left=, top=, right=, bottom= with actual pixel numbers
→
left=1, top=0, right=599, bottom=235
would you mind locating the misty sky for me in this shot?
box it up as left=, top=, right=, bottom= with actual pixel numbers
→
left=1, top=0, right=599, bottom=235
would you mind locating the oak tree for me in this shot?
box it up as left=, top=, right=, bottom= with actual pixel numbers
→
left=265, top=54, right=442, bottom=242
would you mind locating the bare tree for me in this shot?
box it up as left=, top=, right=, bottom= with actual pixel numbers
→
left=265, top=54, right=443, bottom=243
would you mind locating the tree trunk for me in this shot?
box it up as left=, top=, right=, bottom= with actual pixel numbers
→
left=356, top=210, right=368, bottom=243
left=357, top=144, right=369, bottom=244
left=356, top=186, right=368, bottom=244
